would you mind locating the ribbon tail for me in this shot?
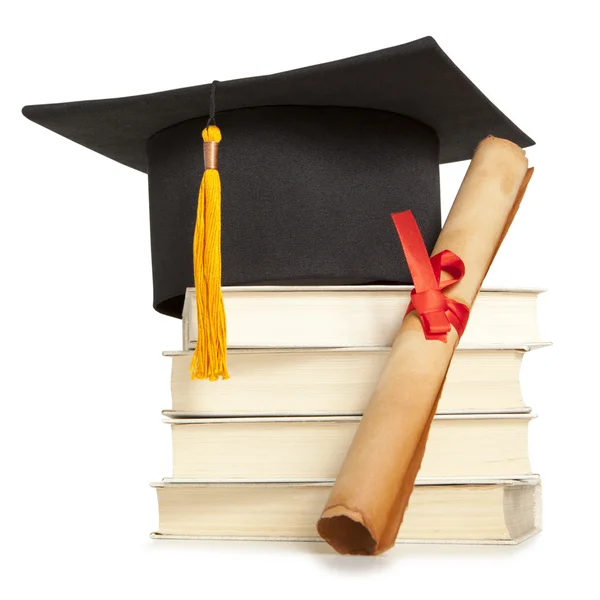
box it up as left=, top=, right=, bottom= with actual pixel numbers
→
left=446, top=300, right=470, bottom=339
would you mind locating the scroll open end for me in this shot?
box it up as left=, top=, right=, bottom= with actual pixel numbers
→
left=317, top=508, right=377, bottom=555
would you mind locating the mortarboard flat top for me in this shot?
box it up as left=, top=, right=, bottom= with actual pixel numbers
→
left=22, top=36, right=532, bottom=170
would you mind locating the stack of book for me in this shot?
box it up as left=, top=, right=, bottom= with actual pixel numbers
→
left=152, top=286, right=547, bottom=545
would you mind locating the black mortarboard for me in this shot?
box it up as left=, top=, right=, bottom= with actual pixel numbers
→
left=22, top=36, right=533, bottom=379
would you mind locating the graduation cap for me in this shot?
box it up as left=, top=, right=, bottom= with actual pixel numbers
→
left=22, top=36, right=533, bottom=381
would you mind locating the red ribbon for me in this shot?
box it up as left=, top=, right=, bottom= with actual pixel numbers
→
left=391, top=211, right=470, bottom=342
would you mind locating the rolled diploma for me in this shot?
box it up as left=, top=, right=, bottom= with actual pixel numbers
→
left=316, top=136, right=534, bottom=555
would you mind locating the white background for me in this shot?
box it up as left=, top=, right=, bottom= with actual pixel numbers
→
left=1, top=1, right=598, bottom=597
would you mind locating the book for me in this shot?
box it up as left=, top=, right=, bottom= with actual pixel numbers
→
left=182, top=286, right=543, bottom=350
left=166, top=414, right=533, bottom=481
left=151, top=476, right=541, bottom=543
left=165, top=345, right=548, bottom=417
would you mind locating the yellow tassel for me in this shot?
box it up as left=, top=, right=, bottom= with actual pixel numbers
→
left=190, top=125, right=229, bottom=381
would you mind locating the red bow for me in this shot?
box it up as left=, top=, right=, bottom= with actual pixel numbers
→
left=391, top=211, right=469, bottom=342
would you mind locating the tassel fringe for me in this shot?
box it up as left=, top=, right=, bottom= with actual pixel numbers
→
left=190, top=125, right=229, bottom=381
